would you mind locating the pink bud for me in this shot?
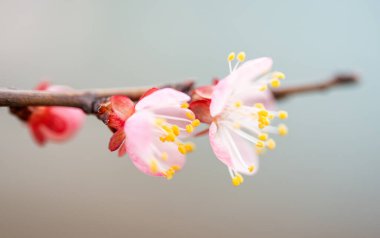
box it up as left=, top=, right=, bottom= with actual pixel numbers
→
left=27, top=82, right=86, bottom=145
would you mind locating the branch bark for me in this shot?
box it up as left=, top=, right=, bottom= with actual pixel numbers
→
left=1, top=81, right=194, bottom=113
left=272, top=74, right=358, bottom=100
left=0, top=74, right=358, bottom=115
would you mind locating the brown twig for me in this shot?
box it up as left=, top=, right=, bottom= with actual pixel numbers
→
left=272, top=74, right=358, bottom=100
left=1, top=81, right=194, bottom=114
left=1, top=74, right=358, bottom=118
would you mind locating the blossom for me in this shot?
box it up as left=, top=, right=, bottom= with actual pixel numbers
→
left=124, top=88, right=199, bottom=179
left=207, top=52, right=289, bottom=186
left=28, top=82, right=86, bottom=145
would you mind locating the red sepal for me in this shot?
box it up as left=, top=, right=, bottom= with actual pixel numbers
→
left=30, top=123, right=46, bottom=146
left=118, top=141, right=127, bottom=157
left=35, top=81, right=50, bottom=91
left=110, top=96, right=135, bottom=121
left=108, top=128, right=126, bottom=152
left=193, top=85, right=214, bottom=100
left=107, top=114, right=125, bottom=130
left=41, top=110, right=67, bottom=133
left=189, top=99, right=212, bottom=124
left=140, top=87, right=159, bottom=100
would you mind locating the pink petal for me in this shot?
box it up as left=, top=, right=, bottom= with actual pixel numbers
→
left=209, top=78, right=234, bottom=117
left=232, top=57, right=273, bottom=84
left=135, top=88, right=190, bottom=111
left=227, top=127, right=260, bottom=175
left=209, top=122, right=259, bottom=175
left=124, top=111, right=155, bottom=175
left=240, top=89, right=276, bottom=110
left=209, top=122, right=233, bottom=167
left=125, top=111, right=186, bottom=177
left=210, top=57, right=273, bottom=117
left=152, top=107, right=194, bottom=130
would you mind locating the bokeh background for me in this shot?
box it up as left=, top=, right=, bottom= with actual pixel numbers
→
left=0, top=0, right=379, bottom=237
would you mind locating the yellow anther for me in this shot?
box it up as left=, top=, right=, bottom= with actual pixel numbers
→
left=259, top=85, right=268, bottom=91
left=165, top=132, right=176, bottom=142
left=171, top=165, right=181, bottom=171
left=271, top=79, right=281, bottom=88
left=256, top=141, right=265, bottom=149
left=248, top=165, right=255, bottom=173
left=258, top=110, right=269, bottom=117
left=191, top=119, right=200, bottom=127
left=161, top=152, right=168, bottom=161
left=171, top=125, right=180, bottom=136
left=232, top=121, right=241, bottom=129
left=254, top=103, right=265, bottom=109
left=259, top=117, right=270, bottom=126
left=236, top=173, right=244, bottom=183
left=186, top=111, right=195, bottom=120
left=234, top=100, right=243, bottom=108
left=186, top=124, right=194, bottom=133
left=237, top=52, right=246, bottom=62
left=155, top=118, right=165, bottom=126
left=178, top=144, right=187, bottom=154
left=228, top=52, right=236, bottom=62
left=258, top=123, right=265, bottom=129
left=268, top=114, right=275, bottom=120
left=160, top=136, right=166, bottom=142
left=150, top=160, right=159, bottom=174
left=162, top=125, right=172, bottom=133
left=231, top=173, right=244, bottom=186
left=258, top=133, right=268, bottom=141
left=181, top=102, right=189, bottom=108
left=273, top=72, right=286, bottom=80
left=165, top=168, right=175, bottom=180
left=278, top=111, right=288, bottom=120
left=267, top=139, right=276, bottom=150
left=278, top=124, right=288, bottom=136
left=184, top=142, right=195, bottom=153
left=256, top=148, right=265, bottom=154
left=232, top=176, right=241, bottom=186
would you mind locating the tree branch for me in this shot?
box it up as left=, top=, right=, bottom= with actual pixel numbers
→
left=1, top=74, right=358, bottom=117
left=272, top=74, right=358, bottom=100
left=1, top=81, right=194, bottom=113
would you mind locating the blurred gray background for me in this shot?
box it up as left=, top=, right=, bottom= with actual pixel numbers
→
left=0, top=0, right=379, bottom=237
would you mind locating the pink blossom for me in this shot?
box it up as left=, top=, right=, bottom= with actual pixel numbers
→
left=28, top=82, right=85, bottom=145
left=124, top=88, right=199, bottom=179
left=208, top=52, right=288, bottom=186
